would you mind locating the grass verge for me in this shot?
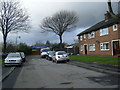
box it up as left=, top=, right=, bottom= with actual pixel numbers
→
left=69, top=55, right=120, bottom=66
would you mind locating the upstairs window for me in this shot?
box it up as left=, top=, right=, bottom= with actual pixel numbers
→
left=100, top=28, right=108, bottom=36
left=113, top=24, right=117, bottom=31
left=88, top=32, right=95, bottom=39
left=80, top=36, right=82, bottom=41
left=89, top=44, right=95, bottom=51
left=100, top=42, right=109, bottom=51
left=84, top=34, right=86, bottom=39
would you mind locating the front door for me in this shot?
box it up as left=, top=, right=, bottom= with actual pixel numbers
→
left=113, top=41, right=120, bottom=56
left=84, top=45, right=87, bottom=55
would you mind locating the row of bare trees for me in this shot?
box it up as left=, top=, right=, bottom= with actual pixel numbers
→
left=0, top=0, right=119, bottom=53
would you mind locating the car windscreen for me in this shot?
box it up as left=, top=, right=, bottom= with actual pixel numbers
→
left=8, top=54, right=20, bottom=57
left=57, top=52, right=66, bottom=55
left=49, top=51, right=55, bottom=55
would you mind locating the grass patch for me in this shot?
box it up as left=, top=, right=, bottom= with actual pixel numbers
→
left=69, top=55, right=120, bottom=66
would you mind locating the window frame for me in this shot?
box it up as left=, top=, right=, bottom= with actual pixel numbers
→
left=100, top=28, right=109, bottom=36
left=113, top=24, right=117, bottom=31
left=88, top=32, right=95, bottom=39
left=89, top=44, right=95, bottom=51
left=84, top=34, right=86, bottom=39
left=100, top=42, right=110, bottom=51
left=80, top=35, right=83, bottom=41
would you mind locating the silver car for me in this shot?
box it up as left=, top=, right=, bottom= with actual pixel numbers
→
left=4, top=53, right=23, bottom=66
left=52, top=51, right=69, bottom=63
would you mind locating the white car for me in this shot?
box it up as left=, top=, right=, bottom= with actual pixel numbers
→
left=41, top=48, right=50, bottom=58
left=4, top=53, right=23, bottom=66
left=52, top=51, right=69, bottom=63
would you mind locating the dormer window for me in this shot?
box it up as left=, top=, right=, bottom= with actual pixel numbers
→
left=113, top=24, right=117, bottom=31
left=88, top=32, right=95, bottom=39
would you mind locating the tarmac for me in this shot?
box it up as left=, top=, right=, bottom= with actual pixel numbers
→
left=1, top=58, right=120, bottom=82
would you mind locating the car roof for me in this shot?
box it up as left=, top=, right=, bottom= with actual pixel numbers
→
left=8, top=52, right=20, bottom=54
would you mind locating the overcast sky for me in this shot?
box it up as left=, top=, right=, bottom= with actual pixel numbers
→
left=0, top=0, right=119, bottom=45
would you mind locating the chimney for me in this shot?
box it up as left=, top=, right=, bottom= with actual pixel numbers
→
left=104, top=11, right=111, bottom=20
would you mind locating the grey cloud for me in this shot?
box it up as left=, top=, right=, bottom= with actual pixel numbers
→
left=1, top=1, right=118, bottom=45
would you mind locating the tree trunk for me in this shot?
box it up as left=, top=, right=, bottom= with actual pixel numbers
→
left=3, top=35, right=7, bottom=53
left=59, top=35, right=62, bottom=50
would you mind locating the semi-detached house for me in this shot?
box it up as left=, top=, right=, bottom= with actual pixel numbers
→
left=77, top=12, right=120, bottom=56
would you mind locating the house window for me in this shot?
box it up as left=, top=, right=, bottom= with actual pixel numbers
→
left=88, top=32, right=95, bottom=39
left=100, top=42, right=109, bottom=51
left=80, top=36, right=82, bottom=41
left=84, top=34, right=86, bottom=39
left=89, top=44, right=95, bottom=51
left=113, top=24, right=117, bottom=31
left=80, top=45, right=83, bottom=51
left=100, top=28, right=108, bottom=36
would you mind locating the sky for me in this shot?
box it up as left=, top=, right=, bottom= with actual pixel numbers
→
left=0, top=0, right=119, bottom=46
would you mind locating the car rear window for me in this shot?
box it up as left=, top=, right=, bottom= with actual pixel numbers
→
left=8, top=53, right=20, bottom=57
left=58, top=52, right=66, bottom=55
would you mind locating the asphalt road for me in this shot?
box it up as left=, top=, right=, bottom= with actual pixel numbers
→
left=2, top=55, right=120, bottom=89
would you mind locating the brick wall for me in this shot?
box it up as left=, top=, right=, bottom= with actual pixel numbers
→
left=78, top=24, right=120, bottom=56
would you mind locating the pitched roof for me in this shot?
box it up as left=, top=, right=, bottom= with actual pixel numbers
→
left=77, top=15, right=120, bottom=36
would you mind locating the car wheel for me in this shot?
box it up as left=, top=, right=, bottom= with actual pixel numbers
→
left=67, top=59, right=69, bottom=62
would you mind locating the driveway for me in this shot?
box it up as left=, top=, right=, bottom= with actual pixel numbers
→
left=3, top=55, right=119, bottom=88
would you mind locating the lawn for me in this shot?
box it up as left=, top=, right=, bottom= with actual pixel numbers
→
left=69, top=55, right=120, bottom=66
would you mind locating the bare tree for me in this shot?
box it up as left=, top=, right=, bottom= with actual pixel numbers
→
left=0, top=0, right=30, bottom=53
left=40, top=10, right=78, bottom=50
left=108, top=0, right=120, bottom=20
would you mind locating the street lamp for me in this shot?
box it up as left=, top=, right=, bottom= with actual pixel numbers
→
left=16, top=36, right=21, bottom=45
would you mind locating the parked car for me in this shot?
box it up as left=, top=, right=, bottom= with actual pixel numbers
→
left=46, top=51, right=56, bottom=60
left=4, top=52, right=23, bottom=66
left=0, top=52, right=8, bottom=59
left=52, top=51, right=69, bottom=63
left=17, top=52, right=26, bottom=62
left=41, top=48, right=50, bottom=58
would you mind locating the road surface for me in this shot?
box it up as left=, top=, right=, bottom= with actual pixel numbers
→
left=2, top=55, right=119, bottom=89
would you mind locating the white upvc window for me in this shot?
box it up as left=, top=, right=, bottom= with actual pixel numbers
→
left=100, top=28, right=108, bottom=36
left=100, top=42, right=109, bottom=51
left=80, top=45, right=83, bottom=51
left=88, top=32, right=95, bottom=39
left=84, top=34, right=86, bottom=39
left=80, top=35, right=82, bottom=41
left=89, top=44, right=95, bottom=51
left=113, top=24, right=117, bottom=31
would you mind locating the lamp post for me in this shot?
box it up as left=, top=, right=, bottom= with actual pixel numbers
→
left=16, top=36, right=21, bottom=45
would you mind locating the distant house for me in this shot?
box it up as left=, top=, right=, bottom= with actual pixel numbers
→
left=65, top=45, right=79, bottom=55
left=77, top=12, right=120, bottom=56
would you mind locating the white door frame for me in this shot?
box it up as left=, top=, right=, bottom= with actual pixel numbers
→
left=111, top=39, right=120, bottom=56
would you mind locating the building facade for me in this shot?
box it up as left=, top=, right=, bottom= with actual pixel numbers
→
left=77, top=13, right=120, bottom=56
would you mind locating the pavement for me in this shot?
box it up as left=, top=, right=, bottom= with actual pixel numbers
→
left=2, top=66, right=15, bottom=81
left=1, top=55, right=120, bottom=82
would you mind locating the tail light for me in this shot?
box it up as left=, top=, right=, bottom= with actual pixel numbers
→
left=58, top=56, right=60, bottom=58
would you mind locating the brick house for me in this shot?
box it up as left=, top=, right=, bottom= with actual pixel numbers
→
left=77, top=12, right=120, bottom=56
